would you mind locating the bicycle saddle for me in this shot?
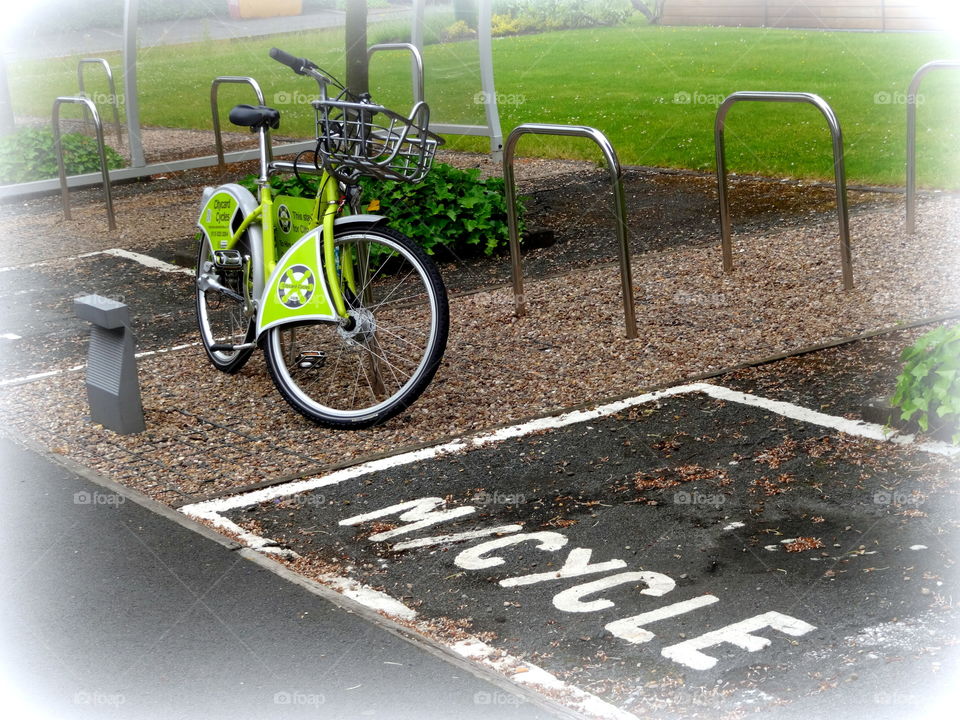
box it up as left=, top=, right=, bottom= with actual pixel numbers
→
left=228, top=104, right=281, bottom=130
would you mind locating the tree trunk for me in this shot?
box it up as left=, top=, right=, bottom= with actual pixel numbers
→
left=631, top=0, right=664, bottom=24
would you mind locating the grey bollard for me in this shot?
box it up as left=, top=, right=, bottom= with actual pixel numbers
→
left=74, top=295, right=146, bottom=434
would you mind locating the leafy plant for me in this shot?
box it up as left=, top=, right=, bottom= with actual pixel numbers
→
left=239, top=170, right=318, bottom=198
left=0, top=127, right=125, bottom=184
left=441, top=20, right=477, bottom=42
left=239, top=162, right=525, bottom=259
left=360, top=163, right=524, bottom=259
left=890, top=324, right=960, bottom=443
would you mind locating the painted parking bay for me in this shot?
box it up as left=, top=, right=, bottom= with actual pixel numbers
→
left=184, top=384, right=960, bottom=718
left=0, top=249, right=195, bottom=383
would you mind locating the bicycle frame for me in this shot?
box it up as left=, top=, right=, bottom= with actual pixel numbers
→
left=196, top=132, right=379, bottom=341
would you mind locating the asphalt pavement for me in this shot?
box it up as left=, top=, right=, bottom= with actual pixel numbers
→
left=0, top=436, right=557, bottom=720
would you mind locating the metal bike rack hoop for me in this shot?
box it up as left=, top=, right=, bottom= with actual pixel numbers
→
left=77, top=58, right=123, bottom=147
left=906, top=60, right=960, bottom=234
left=504, top=123, right=637, bottom=339
left=715, top=91, right=853, bottom=290
left=52, top=96, right=116, bottom=231
left=211, top=76, right=269, bottom=172
left=368, top=43, right=424, bottom=106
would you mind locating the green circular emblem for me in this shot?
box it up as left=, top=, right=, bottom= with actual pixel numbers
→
left=278, top=265, right=315, bottom=309
left=277, top=204, right=292, bottom=234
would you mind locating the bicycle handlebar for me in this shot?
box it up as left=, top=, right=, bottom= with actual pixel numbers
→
left=269, top=47, right=317, bottom=76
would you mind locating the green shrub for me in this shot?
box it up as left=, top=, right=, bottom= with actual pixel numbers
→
left=0, top=127, right=125, bottom=184
left=360, top=163, right=523, bottom=259
left=441, top=19, right=477, bottom=42
left=891, top=324, right=960, bottom=443
left=491, top=13, right=523, bottom=36
left=239, top=161, right=525, bottom=259
left=491, top=0, right=634, bottom=30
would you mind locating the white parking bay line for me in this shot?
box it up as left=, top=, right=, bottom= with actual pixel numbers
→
left=182, top=381, right=955, bottom=521
left=1, top=248, right=194, bottom=275
left=0, top=342, right=200, bottom=388
left=86, top=248, right=194, bottom=275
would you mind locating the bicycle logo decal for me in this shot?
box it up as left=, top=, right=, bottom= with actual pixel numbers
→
left=277, top=204, right=292, bottom=234
left=278, top=264, right=315, bottom=308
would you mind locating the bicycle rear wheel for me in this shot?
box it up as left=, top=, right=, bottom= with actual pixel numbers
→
left=195, top=232, right=255, bottom=373
left=262, top=227, right=448, bottom=429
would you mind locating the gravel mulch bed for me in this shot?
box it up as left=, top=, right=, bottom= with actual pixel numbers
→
left=1, top=184, right=957, bottom=506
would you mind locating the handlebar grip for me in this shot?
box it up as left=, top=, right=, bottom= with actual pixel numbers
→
left=269, top=47, right=312, bottom=75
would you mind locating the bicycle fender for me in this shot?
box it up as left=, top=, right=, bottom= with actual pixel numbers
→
left=255, top=215, right=389, bottom=339
left=196, top=184, right=267, bottom=297
left=331, top=214, right=388, bottom=232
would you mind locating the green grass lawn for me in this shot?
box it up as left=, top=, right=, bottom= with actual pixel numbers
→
left=12, top=17, right=960, bottom=188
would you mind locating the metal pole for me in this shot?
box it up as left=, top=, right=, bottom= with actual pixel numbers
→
left=715, top=91, right=852, bottom=290
left=210, top=76, right=267, bottom=173
left=53, top=97, right=116, bottom=231
left=123, top=0, right=145, bottom=167
left=503, top=123, right=637, bottom=339
left=411, top=0, right=424, bottom=54
left=368, top=44, right=424, bottom=105
left=0, top=53, right=14, bottom=136
left=477, top=0, right=503, bottom=160
left=906, top=60, right=960, bottom=234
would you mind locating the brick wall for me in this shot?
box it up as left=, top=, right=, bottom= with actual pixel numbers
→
left=661, top=1, right=942, bottom=31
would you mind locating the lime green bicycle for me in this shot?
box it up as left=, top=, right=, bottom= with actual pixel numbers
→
left=195, top=48, right=448, bottom=429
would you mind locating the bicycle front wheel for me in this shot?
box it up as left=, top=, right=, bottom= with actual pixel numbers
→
left=262, top=227, right=449, bottom=429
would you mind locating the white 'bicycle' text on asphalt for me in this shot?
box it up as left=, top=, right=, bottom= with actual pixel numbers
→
left=339, top=495, right=816, bottom=671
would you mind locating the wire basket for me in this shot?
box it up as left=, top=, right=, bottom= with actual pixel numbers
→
left=313, top=95, right=442, bottom=184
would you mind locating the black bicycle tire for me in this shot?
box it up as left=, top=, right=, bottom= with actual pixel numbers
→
left=262, top=227, right=449, bottom=429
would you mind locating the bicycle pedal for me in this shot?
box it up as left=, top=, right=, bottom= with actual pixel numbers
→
left=295, top=351, right=326, bottom=370
left=213, top=250, right=244, bottom=269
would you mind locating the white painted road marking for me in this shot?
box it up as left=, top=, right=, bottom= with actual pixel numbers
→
left=661, top=611, right=817, bottom=671
left=1, top=248, right=193, bottom=275
left=606, top=594, right=721, bottom=645
left=83, top=248, right=194, bottom=275
left=552, top=571, right=676, bottom=613
left=0, top=342, right=200, bottom=388
left=0, top=247, right=197, bottom=387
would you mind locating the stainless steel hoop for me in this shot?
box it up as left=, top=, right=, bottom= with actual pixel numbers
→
left=715, top=91, right=853, bottom=291
left=905, top=60, right=960, bottom=234
left=503, top=123, right=637, bottom=340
